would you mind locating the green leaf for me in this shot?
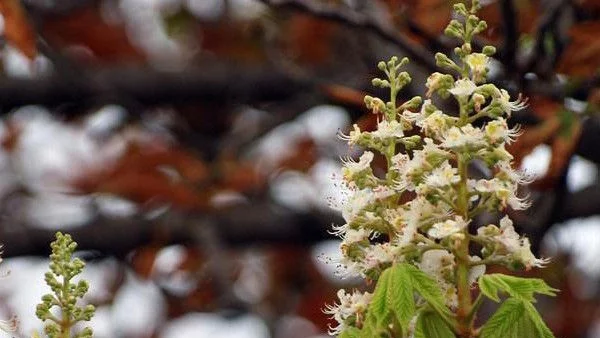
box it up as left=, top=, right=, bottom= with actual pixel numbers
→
left=407, top=264, right=452, bottom=319
left=362, top=263, right=453, bottom=336
left=389, top=264, right=417, bottom=327
left=522, top=301, right=555, bottom=338
left=478, top=274, right=558, bottom=303
left=480, top=298, right=555, bottom=338
left=365, top=264, right=415, bottom=331
left=339, top=327, right=361, bottom=338
left=414, top=311, right=456, bottom=338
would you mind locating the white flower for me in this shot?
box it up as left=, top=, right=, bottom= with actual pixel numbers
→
left=419, top=250, right=457, bottom=308
left=0, top=248, right=15, bottom=333
left=465, top=53, right=489, bottom=81
left=343, top=228, right=370, bottom=244
left=405, top=99, right=436, bottom=124
left=419, top=250, right=455, bottom=274
left=474, top=177, right=530, bottom=210
left=402, top=109, right=422, bottom=124
left=324, top=289, right=373, bottom=335
left=419, top=110, right=449, bottom=137
left=426, top=72, right=445, bottom=97
left=428, top=216, right=468, bottom=238
left=468, top=256, right=486, bottom=285
left=338, top=124, right=363, bottom=144
left=0, top=316, right=17, bottom=333
left=336, top=255, right=363, bottom=278
left=404, top=151, right=428, bottom=187
left=499, top=215, right=513, bottom=228
left=476, top=216, right=548, bottom=270
left=425, top=161, right=460, bottom=189
left=497, top=89, right=528, bottom=114
left=371, top=119, right=404, bottom=139
left=474, top=178, right=501, bottom=193
left=333, top=188, right=373, bottom=223
left=362, top=243, right=397, bottom=270
left=372, top=185, right=395, bottom=200
left=395, top=223, right=418, bottom=247
left=449, top=79, right=477, bottom=97
left=497, top=216, right=523, bottom=253
left=421, top=137, right=450, bottom=159
left=500, top=188, right=531, bottom=210
left=408, top=196, right=452, bottom=224
left=484, top=119, right=521, bottom=144
left=342, top=151, right=374, bottom=176
left=391, top=152, right=410, bottom=172
left=383, top=207, right=404, bottom=228
left=514, top=238, right=550, bottom=270
left=441, top=125, right=485, bottom=149
left=329, top=223, right=348, bottom=237
left=332, top=185, right=397, bottom=223
left=495, top=161, right=534, bottom=185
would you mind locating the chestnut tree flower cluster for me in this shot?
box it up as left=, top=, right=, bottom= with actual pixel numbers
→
left=34, top=233, right=95, bottom=338
left=0, top=234, right=95, bottom=338
left=326, top=2, right=557, bottom=337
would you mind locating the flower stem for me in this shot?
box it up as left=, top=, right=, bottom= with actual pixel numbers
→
left=456, top=154, right=473, bottom=337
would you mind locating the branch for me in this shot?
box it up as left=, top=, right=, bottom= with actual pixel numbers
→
left=257, top=0, right=438, bottom=72
left=0, top=203, right=337, bottom=258
left=558, top=184, right=600, bottom=221
left=520, top=0, right=568, bottom=76
left=500, top=0, right=517, bottom=73
left=574, top=114, right=600, bottom=165
left=0, top=64, right=311, bottom=112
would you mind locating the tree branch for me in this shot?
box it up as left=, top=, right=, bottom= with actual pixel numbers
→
left=0, top=203, right=337, bottom=258
left=0, top=64, right=311, bottom=112
left=257, top=0, right=438, bottom=72
left=500, top=0, right=517, bottom=73
left=558, top=184, right=600, bottom=221
left=520, top=0, right=568, bottom=76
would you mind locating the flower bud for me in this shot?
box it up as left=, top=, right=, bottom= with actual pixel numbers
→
left=473, top=93, right=486, bottom=111
left=400, top=96, right=423, bottom=110
left=482, top=45, right=496, bottom=56
left=435, top=53, right=454, bottom=68
left=453, top=3, right=467, bottom=15
left=372, top=78, right=390, bottom=88
left=475, top=21, right=488, bottom=34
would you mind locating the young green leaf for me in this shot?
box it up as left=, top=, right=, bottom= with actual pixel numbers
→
left=406, top=264, right=453, bottom=319
left=366, top=264, right=415, bottom=331
left=522, top=301, right=555, bottom=338
left=478, top=274, right=558, bottom=303
left=480, top=298, right=555, bottom=338
left=414, top=310, right=456, bottom=338
left=390, top=264, right=418, bottom=328
left=363, top=263, right=454, bottom=336
left=338, top=327, right=361, bottom=338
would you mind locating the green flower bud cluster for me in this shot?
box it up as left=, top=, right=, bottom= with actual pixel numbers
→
left=36, top=233, right=95, bottom=338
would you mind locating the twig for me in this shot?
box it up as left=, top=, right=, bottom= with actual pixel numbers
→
left=520, top=0, right=568, bottom=76
left=257, top=0, right=438, bottom=72
left=500, top=0, right=517, bottom=74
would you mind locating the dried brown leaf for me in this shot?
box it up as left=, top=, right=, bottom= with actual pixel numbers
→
left=556, top=21, right=600, bottom=76
left=0, top=0, right=36, bottom=59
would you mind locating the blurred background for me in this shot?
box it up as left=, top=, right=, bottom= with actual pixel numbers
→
left=0, top=0, right=598, bottom=337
